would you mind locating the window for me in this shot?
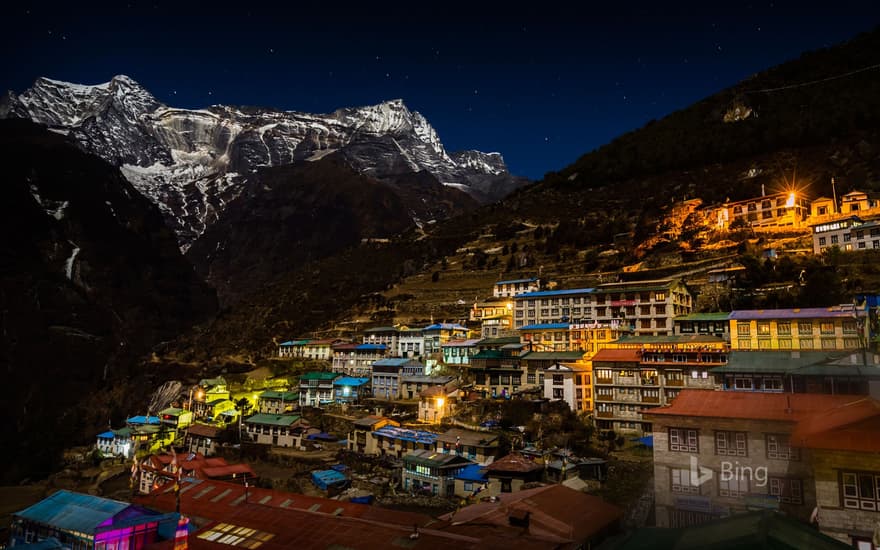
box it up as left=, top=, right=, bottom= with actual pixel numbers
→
left=671, top=468, right=699, bottom=494
left=843, top=320, right=858, bottom=334
left=737, top=324, right=751, bottom=336
left=552, top=374, right=564, bottom=386
left=766, top=434, right=799, bottom=461
left=831, top=235, right=839, bottom=244
left=715, top=431, right=747, bottom=456
left=797, top=322, right=812, bottom=336
left=777, top=322, right=791, bottom=335
left=820, top=322, right=835, bottom=335
left=762, top=377, right=783, bottom=391
left=669, top=427, right=698, bottom=452
left=733, top=377, right=753, bottom=390
left=842, top=472, right=880, bottom=511
left=655, top=292, right=667, bottom=302
left=819, top=237, right=827, bottom=246
left=718, top=475, right=749, bottom=497
left=770, top=478, right=803, bottom=504
left=844, top=233, right=852, bottom=242
left=757, top=322, right=771, bottom=336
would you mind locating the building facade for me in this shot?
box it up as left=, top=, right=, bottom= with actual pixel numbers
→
left=331, top=343, right=388, bottom=376
left=298, top=372, right=341, bottom=407
left=592, top=279, right=694, bottom=336
left=544, top=361, right=593, bottom=413
left=493, top=277, right=540, bottom=298
left=513, top=288, right=595, bottom=329
left=371, top=358, right=425, bottom=399
left=730, top=305, right=867, bottom=352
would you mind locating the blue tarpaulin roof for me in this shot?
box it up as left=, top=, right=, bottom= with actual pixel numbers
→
left=455, top=464, right=488, bottom=482
left=311, top=469, right=348, bottom=490
left=373, top=425, right=438, bottom=445
left=126, top=415, right=160, bottom=425
left=632, top=435, right=654, bottom=447
left=97, top=431, right=115, bottom=439
left=333, top=377, right=370, bottom=387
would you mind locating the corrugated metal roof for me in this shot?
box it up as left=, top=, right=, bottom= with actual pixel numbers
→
left=515, top=288, right=594, bottom=298
left=495, top=277, right=539, bottom=285
left=730, top=306, right=864, bottom=320
left=519, top=323, right=570, bottom=330
left=674, top=312, right=731, bottom=321
left=373, top=425, right=438, bottom=444
left=333, top=377, right=370, bottom=386
left=591, top=349, right=642, bottom=362
left=15, top=490, right=132, bottom=534
left=244, top=414, right=301, bottom=427
left=522, top=351, right=586, bottom=360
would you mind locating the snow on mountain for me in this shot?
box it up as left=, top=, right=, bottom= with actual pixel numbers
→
left=1, top=76, right=526, bottom=249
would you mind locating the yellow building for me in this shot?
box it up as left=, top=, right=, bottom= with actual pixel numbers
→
left=729, top=305, right=867, bottom=351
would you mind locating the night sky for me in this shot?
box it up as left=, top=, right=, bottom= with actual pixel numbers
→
left=3, top=2, right=880, bottom=180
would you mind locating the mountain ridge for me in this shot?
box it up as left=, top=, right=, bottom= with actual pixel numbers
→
left=1, top=77, right=527, bottom=248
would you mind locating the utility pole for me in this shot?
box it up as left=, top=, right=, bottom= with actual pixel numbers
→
left=831, top=177, right=838, bottom=214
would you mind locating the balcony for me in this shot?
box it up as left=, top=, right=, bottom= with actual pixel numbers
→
left=641, top=396, right=660, bottom=404
left=595, top=410, right=614, bottom=418
left=665, top=378, right=685, bottom=387
left=596, top=394, right=614, bottom=402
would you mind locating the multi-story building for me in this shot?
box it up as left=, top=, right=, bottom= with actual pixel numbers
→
left=362, top=326, right=400, bottom=351
left=493, top=277, right=541, bottom=298
left=591, top=335, right=725, bottom=434
left=435, top=428, right=500, bottom=465
left=158, top=407, right=193, bottom=431
left=470, top=298, right=512, bottom=322
left=518, top=322, right=631, bottom=353
left=480, top=315, right=513, bottom=338
left=243, top=414, right=307, bottom=447
left=298, top=372, right=341, bottom=407
left=791, top=397, right=880, bottom=546
left=397, top=327, right=425, bottom=358
left=729, top=305, right=868, bottom=352
left=347, top=416, right=399, bottom=455
left=419, top=381, right=459, bottom=424
left=441, top=338, right=480, bottom=365
left=371, top=358, right=424, bottom=399
left=673, top=313, right=731, bottom=341
left=513, top=288, right=594, bottom=329
left=332, top=377, right=371, bottom=405
left=331, top=343, right=388, bottom=375
left=850, top=219, right=880, bottom=251
left=645, top=390, right=872, bottom=530
left=469, top=342, right=530, bottom=398
left=711, top=350, right=880, bottom=395
left=592, top=279, right=693, bottom=336
left=258, top=390, right=299, bottom=414
left=371, top=425, right=439, bottom=458
left=185, top=423, right=224, bottom=456
left=303, top=339, right=345, bottom=361
left=810, top=216, right=862, bottom=253
left=544, top=361, right=593, bottom=413
left=399, top=375, right=455, bottom=401
left=278, top=339, right=309, bottom=358
left=713, top=191, right=811, bottom=230
left=422, top=323, right=470, bottom=354
left=402, top=450, right=474, bottom=497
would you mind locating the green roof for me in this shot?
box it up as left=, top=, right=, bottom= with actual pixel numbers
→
left=710, top=351, right=846, bottom=374
left=244, top=414, right=302, bottom=427
left=674, top=312, right=731, bottom=322
left=299, top=371, right=340, bottom=381
left=604, top=510, right=850, bottom=550
left=521, top=351, right=586, bottom=360
left=260, top=390, right=299, bottom=400
left=157, top=407, right=187, bottom=417
left=471, top=350, right=504, bottom=360
left=476, top=336, right=521, bottom=346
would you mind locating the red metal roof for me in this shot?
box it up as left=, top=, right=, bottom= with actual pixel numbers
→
left=486, top=453, right=543, bottom=473
left=187, top=424, right=223, bottom=438
left=644, top=389, right=866, bottom=422
left=199, top=463, right=256, bottom=479
left=591, top=349, right=641, bottom=363
left=790, top=397, right=880, bottom=453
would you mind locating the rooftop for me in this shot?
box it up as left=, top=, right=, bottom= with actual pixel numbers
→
left=373, top=358, right=422, bottom=367
left=730, top=305, right=865, bottom=320
left=613, top=334, right=726, bottom=345
left=126, top=415, right=160, bottom=425
left=373, top=425, right=439, bottom=445
left=644, top=389, right=865, bottom=422
left=438, top=428, right=499, bottom=447
left=404, top=449, right=475, bottom=468
left=476, top=336, right=522, bottom=346
left=244, top=414, right=302, bottom=427
left=519, top=323, right=570, bottom=330
left=591, top=349, right=642, bottom=363
left=516, top=288, right=594, bottom=299
left=14, top=490, right=164, bottom=536
left=495, top=277, right=539, bottom=285
left=363, top=326, right=398, bottom=333
left=442, top=338, right=482, bottom=348
left=424, top=323, right=468, bottom=331
left=352, top=415, right=398, bottom=429
left=299, top=371, right=340, bottom=381
left=187, top=423, right=224, bottom=438
left=790, top=397, right=880, bottom=453
left=259, top=390, right=299, bottom=401
left=455, top=464, right=488, bottom=482
left=333, top=377, right=370, bottom=387
left=674, top=312, right=731, bottom=322
left=486, top=453, right=543, bottom=473
left=401, top=375, right=455, bottom=384
left=279, top=340, right=309, bottom=346
left=522, top=351, right=587, bottom=361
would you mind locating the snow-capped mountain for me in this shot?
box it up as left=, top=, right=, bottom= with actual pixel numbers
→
left=1, top=75, right=526, bottom=248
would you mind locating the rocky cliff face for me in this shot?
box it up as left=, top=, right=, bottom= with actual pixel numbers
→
left=0, top=119, right=218, bottom=482
left=2, top=77, right=527, bottom=249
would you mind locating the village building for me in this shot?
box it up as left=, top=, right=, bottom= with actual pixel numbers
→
left=185, top=423, right=224, bottom=456
left=96, top=427, right=135, bottom=458
left=469, top=341, right=530, bottom=398
left=362, top=326, right=400, bottom=351
left=592, top=279, right=694, bottom=336
left=258, top=390, right=299, bottom=414
left=850, top=219, right=880, bottom=251
left=398, top=374, right=455, bottom=400
left=441, top=338, right=480, bottom=365
left=347, top=415, right=400, bottom=455
left=840, top=190, right=874, bottom=214
left=470, top=297, right=513, bottom=321
left=330, top=343, right=388, bottom=376
left=137, top=453, right=256, bottom=495
left=479, top=315, right=513, bottom=338
left=484, top=452, right=544, bottom=494
left=436, top=428, right=500, bottom=465
left=371, top=425, right=438, bottom=458
left=401, top=450, right=475, bottom=496
left=712, top=190, right=811, bottom=230
left=513, top=288, right=595, bottom=329
left=298, top=372, right=340, bottom=407
left=243, top=414, right=307, bottom=447
left=645, top=389, right=872, bottom=530
left=729, top=305, right=868, bottom=352
left=493, top=277, right=540, bottom=298
left=396, top=326, right=425, bottom=358
left=371, top=358, right=424, bottom=399
left=157, top=407, right=193, bottom=430
left=811, top=196, right=837, bottom=218
left=810, top=216, right=863, bottom=253
left=418, top=380, right=459, bottom=424
left=544, top=360, right=593, bottom=412
left=673, top=312, right=731, bottom=341
left=711, top=350, right=880, bottom=396
left=592, top=335, right=724, bottom=434
left=190, top=377, right=230, bottom=420
left=332, top=376, right=371, bottom=405
left=302, top=338, right=344, bottom=361
left=278, top=339, right=308, bottom=358
left=9, top=490, right=175, bottom=549
left=454, top=463, right=489, bottom=498
left=422, top=323, right=470, bottom=354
